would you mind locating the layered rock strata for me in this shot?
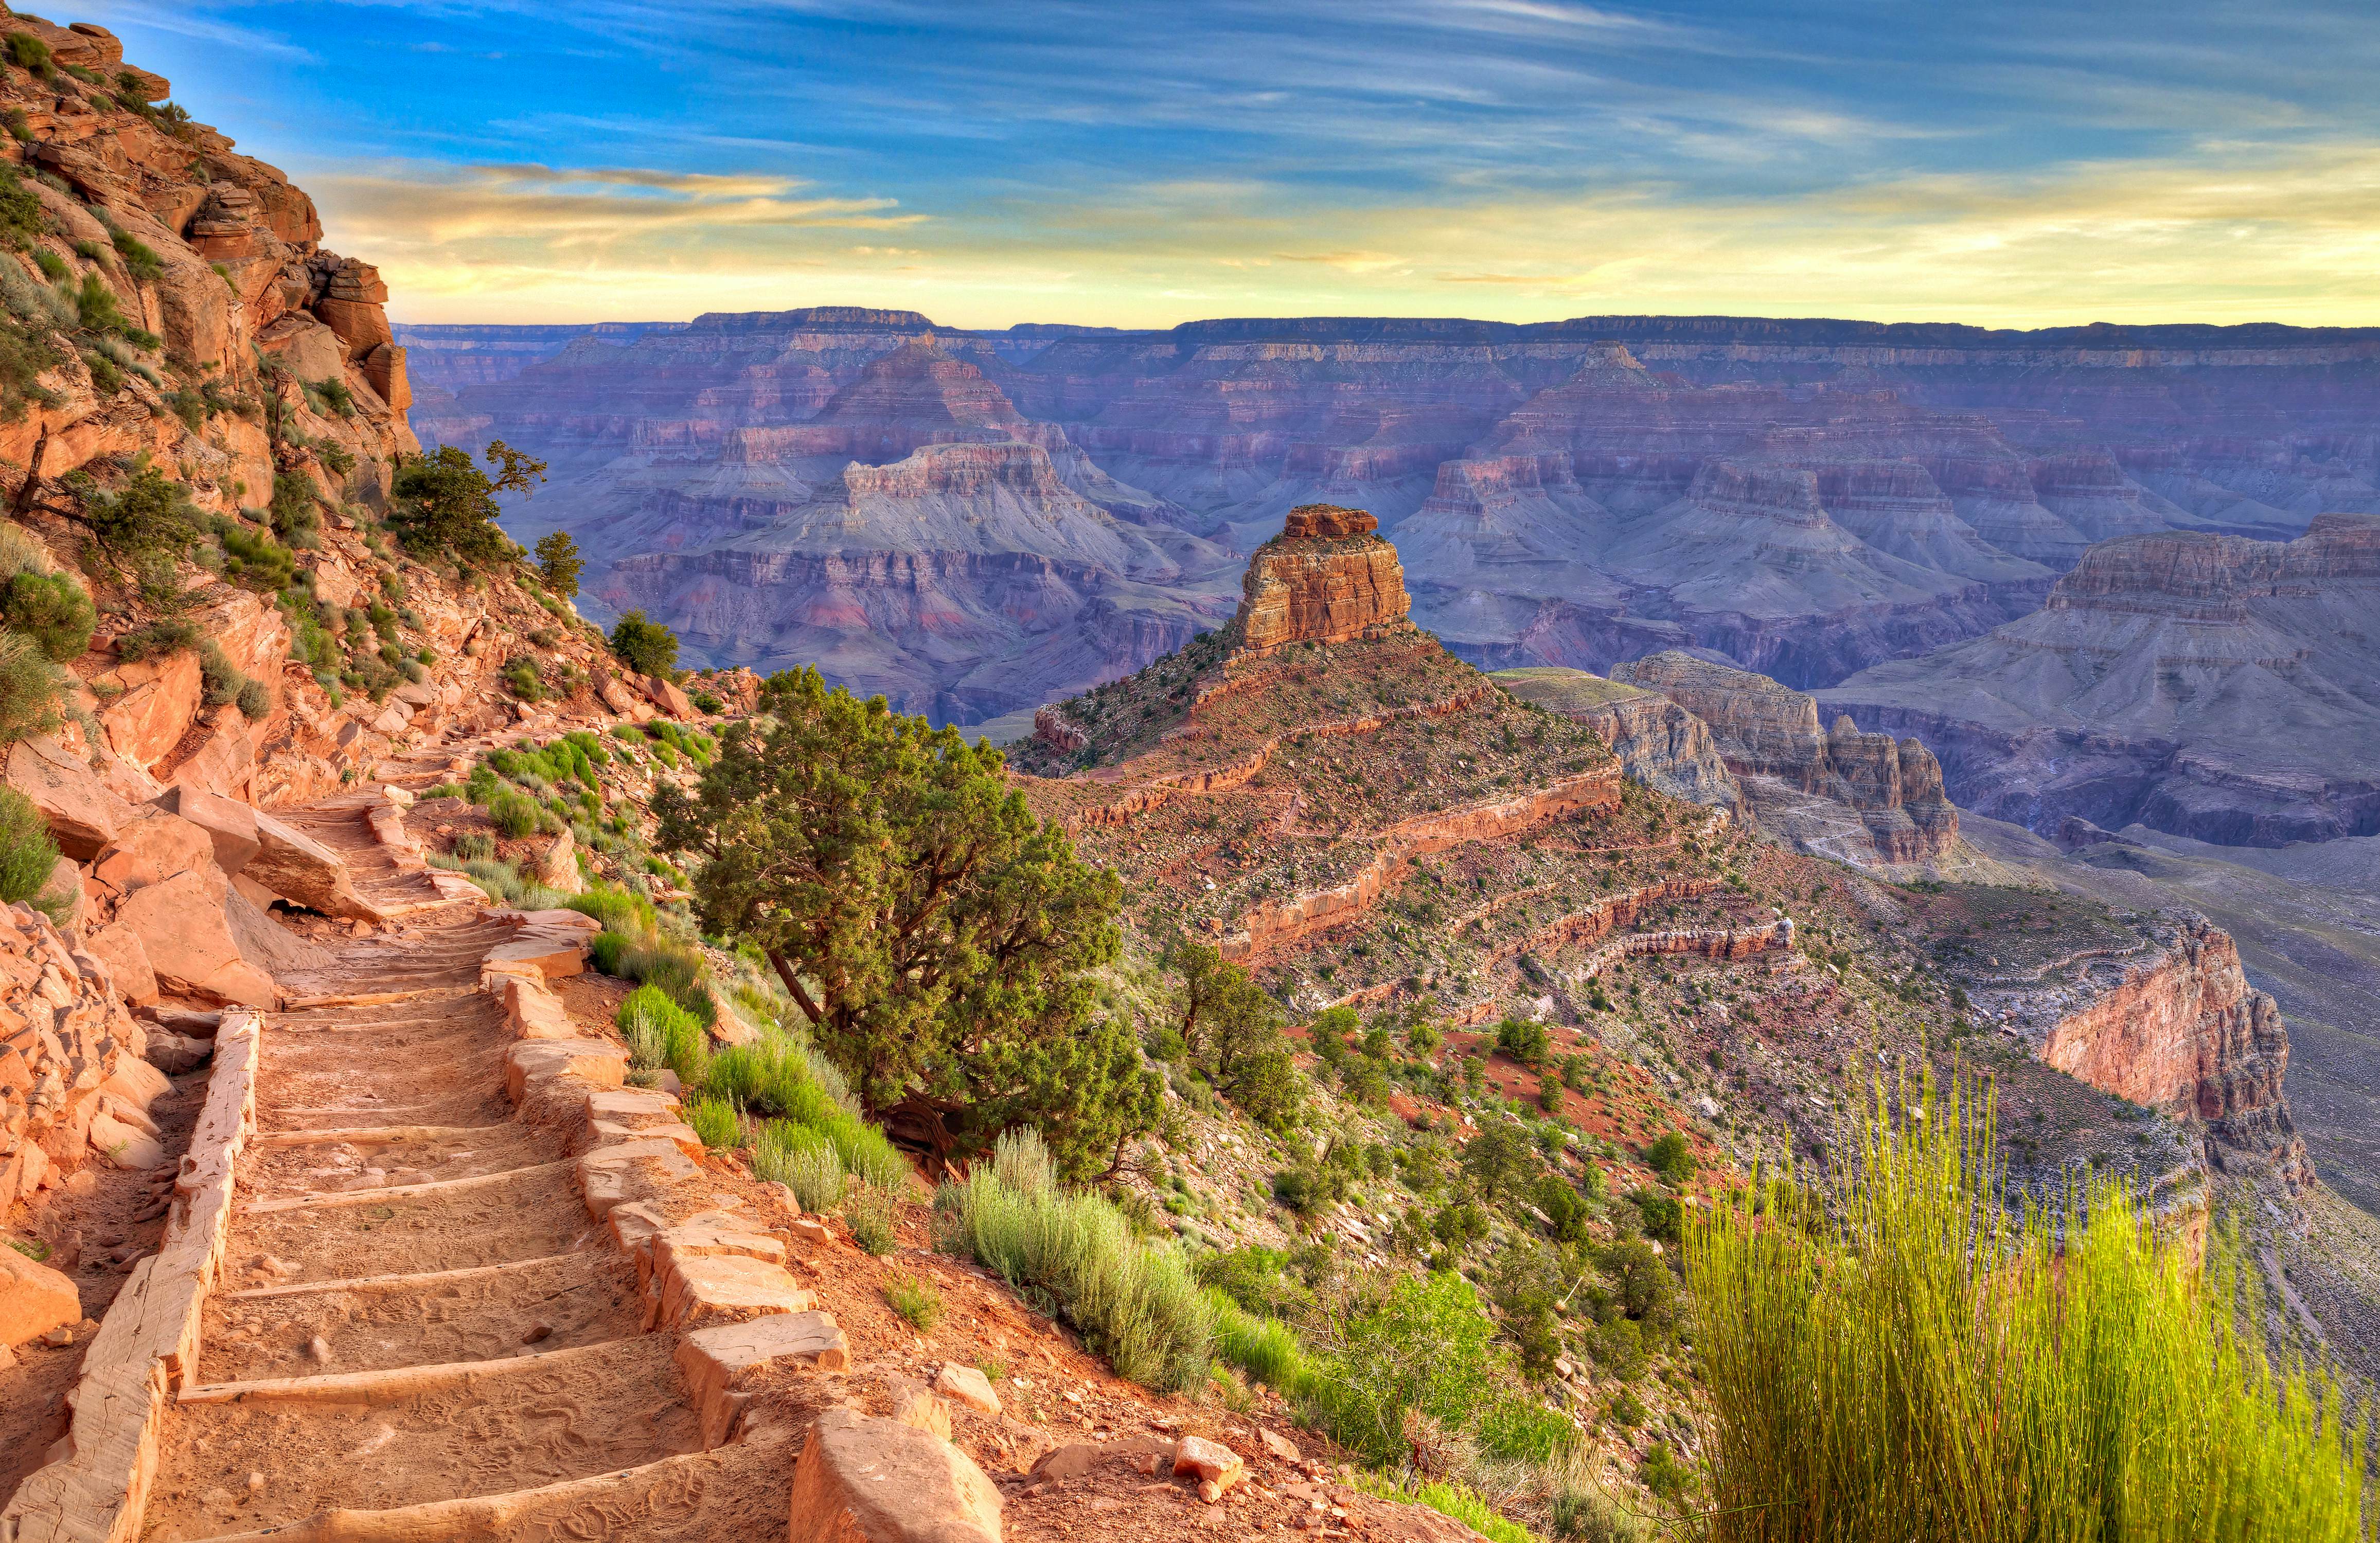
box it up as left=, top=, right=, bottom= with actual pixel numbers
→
left=1610, top=651, right=1961, bottom=869
left=1490, top=668, right=1739, bottom=810
left=1822, top=515, right=2380, bottom=846
left=1234, top=505, right=1413, bottom=656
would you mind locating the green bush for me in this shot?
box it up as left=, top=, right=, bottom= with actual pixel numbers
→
left=0, top=165, right=41, bottom=251
left=0, top=569, right=93, bottom=660
left=1208, top=1292, right=1308, bottom=1391
left=487, top=787, right=542, bottom=839
left=589, top=931, right=629, bottom=976
left=110, top=230, right=163, bottom=282
left=269, top=471, right=320, bottom=542
left=0, top=785, right=57, bottom=903
left=219, top=526, right=295, bottom=592
left=1689, top=1080, right=2371, bottom=1543
left=0, top=631, right=60, bottom=746
left=618, top=982, right=706, bottom=1085
left=85, top=468, right=202, bottom=566
left=1494, top=1016, right=1550, bottom=1066
left=934, top=1128, right=1211, bottom=1391
left=1641, top=1131, right=1695, bottom=1185
left=686, top=1096, right=742, bottom=1150
left=608, top=608, right=678, bottom=677
left=5, top=32, right=52, bottom=76
left=754, top=1120, right=845, bottom=1211
left=843, top=1183, right=898, bottom=1255
left=884, top=1270, right=943, bottom=1331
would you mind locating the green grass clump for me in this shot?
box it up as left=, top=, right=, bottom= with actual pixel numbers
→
left=617, top=983, right=706, bottom=1085
left=1687, top=1076, right=2370, bottom=1543
left=754, top=1120, right=845, bottom=1211
left=1351, top=1477, right=1543, bottom=1543
left=686, top=1096, right=742, bottom=1150
left=884, top=1270, right=943, bottom=1331
left=1208, top=1292, right=1308, bottom=1392
left=0, top=785, right=57, bottom=905
left=934, top=1128, right=1211, bottom=1392
left=843, top=1183, right=899, bottom=1255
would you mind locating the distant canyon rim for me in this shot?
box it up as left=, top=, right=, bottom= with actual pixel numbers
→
left=401, top=308, right=2380, bottom=851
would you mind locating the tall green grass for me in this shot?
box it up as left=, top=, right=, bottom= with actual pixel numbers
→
left=617, top=983, right=707, bottom=1084
left=1686, top=1076, right=2370, bottom=1543
left=754, top=1121, right=845, bottom=1211
left=935, top=1129, right=1212, bottom=1391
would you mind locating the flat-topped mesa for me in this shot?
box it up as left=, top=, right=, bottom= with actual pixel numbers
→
left=1234, top=505, right=1413, bottom=655
left=1611, top=650, right=1960, bottom=867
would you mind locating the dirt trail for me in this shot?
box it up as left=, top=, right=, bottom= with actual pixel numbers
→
left=132, top=801, right=731, bottom=1542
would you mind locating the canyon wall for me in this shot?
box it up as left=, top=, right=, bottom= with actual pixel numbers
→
left=1822, top=514, right=2380, bottom=846
left=2037, top=921, right=2306, bottom=1183
left=1610, top=651, right=1961, bottom=869
left=413, top=312, right=2380, bottom=719
left=1489, top=668, right=1739, bottom=810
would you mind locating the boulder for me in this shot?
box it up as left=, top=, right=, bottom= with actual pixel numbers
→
left=934, top=1362, right=1001, bottom=1416
left=533, top=827, right=583, bottom=895
left=145, top=1029, right=210, bottom=1074
left=91, top=806, right=218, bottom=894
left=676, top=1310, right=849, bottom=1447
left=886, top=1377, right=952, bottom=1440
left=363, top=343, right=412, bottom=412
left=115, top=870, right=278, bottom=1007
left=788, top=1409, right=1002, bottom=1543
left=654, top=1253, right=815, bottom=1330
left=85, top=923, right=158, bottom=1006
left=598, top=675, right=640, bottom=716
left=643, top=675, right=695, bottom=719
left=170, top=716, right=258, bottom=800
left=6, top=735, right=134, bottom=859
left=247, top=809, right=379, bottom=920
left=255, top=313, right=348, bottom=384
left=1172, top=1436, right=1246, bottom=1494
left=88, top=1106, right=164, bottom=1170
left=0, top=1245, right=80, bottom=1349
left=97, top=649, right=205, bottom=769
left=152, top=784, right=262, bottom=873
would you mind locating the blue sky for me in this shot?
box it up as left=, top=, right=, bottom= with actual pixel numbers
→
left=79, top=0, right=2380, bottom=327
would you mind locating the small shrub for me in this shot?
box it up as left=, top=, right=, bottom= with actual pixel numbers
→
left=450, top=831, right=498, bottom=862
left=0, top=569, right=93, bottom=660
left=0, top=631, right=60, bottom=745
left=31, top=249, right=65, bottom=281
left=1641, top=1131, right=1695, bottom=1185
left=884, top=1270, right=943, bottom=1332
left=617, top=982, right=706, bottom=1084
left=1494, top=1016, right=1550, bottom=1066
left=234, top=678, right=271, bottom=721
left=686, top=1096, right=742, bottom=1150
left=608, top=608, right=678, bottom=677
left=843, top=1185, right=899, bottom=1256
left=487, top=787, right=541, bottom=839
left=5, top=32, right=53, bottom=77
left=934, top=1129, right=1211, bottom=1391
left=0, top=785, right=58, bottom=902
left=85, top=468, right=202, bottom=566
left=754, top=1120, right=845, bottom=1211
left=110, top=230, right=163, bottom=283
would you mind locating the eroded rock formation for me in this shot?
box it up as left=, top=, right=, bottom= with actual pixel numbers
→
left=2027, top=921, right=2305, bottom=1185
left=1610, top=651, right=1961, bottom=869
left=1234, top=505, right=1412, bottom=656
left=1822, top=514, right=2380, bottom=846
left=1490, top=668, right=1739, bottom=810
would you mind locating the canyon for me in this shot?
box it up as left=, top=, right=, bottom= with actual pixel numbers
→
left=402, top=313, right=2380, bottom=727
left=1822, top=515, right=2380, bottom=847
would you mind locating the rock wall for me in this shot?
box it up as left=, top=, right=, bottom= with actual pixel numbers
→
left=0, top=13, right=415, bottom=509
left=1491, top=668, right=1740, bottom=810
left=1236, top=505, right=1413, bottom=656
left=2039, top=920, right=2306, bottom=1184
left=1610, top=651, right=1960, bottom=868
left=0, top=902, right=155, bottom=1222
left=1821, top=514, right=2380, bottom=846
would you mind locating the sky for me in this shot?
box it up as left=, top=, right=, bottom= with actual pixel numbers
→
left=77, top=0, right=2380, bottom=329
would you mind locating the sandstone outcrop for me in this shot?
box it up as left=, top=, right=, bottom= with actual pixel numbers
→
left=1611, top=651, right=1961, bottom=870
left=1491, top=668, right=1739, bottom=809
left=0, top=900, right=156, bottom=1218
left=0, top=12, right=417, bottom=508
left=1822, top=515, right=2380, bottom=846
left=1235, top=505, right=1412, bottom=656
left=788, top=1408, right=1003, bottom=1543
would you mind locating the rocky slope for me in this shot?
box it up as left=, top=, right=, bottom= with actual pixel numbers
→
left=1821, top=515, right=2380, bottom=846
left=1485, top=667, right=1739, bottom=811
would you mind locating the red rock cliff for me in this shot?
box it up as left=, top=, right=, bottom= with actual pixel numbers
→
left=1235, top=505, right=1412, bottom=656
left=2041, top=919, right=2306, bottom=1185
